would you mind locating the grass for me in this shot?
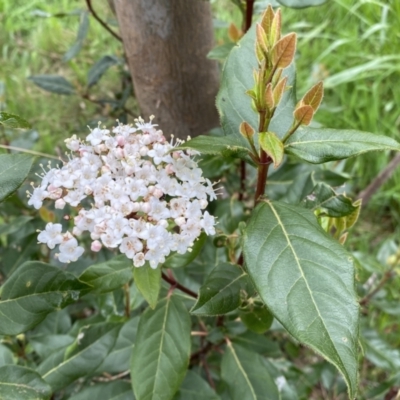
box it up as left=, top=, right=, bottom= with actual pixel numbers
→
left=0, top=0, right=124, bottom=153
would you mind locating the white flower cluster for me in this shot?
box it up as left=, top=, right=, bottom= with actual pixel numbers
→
left=28, top=118, right=217, bottom=268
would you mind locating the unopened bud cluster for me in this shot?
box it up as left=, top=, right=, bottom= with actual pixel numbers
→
left=28, top=118, right=217, bottom=269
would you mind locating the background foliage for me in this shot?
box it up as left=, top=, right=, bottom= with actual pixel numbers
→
left=2, top=0, right=400, bottom=399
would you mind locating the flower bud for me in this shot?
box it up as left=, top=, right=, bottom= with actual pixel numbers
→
left=91, top=240, right=102, bottom=252
left=55, top=198, right=66, bottom=209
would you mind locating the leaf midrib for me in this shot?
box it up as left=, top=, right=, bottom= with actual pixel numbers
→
left=0, top=155, right=31, bottom=179
left=266, top=201, right=342, bottom=366
left=227, top=343, right=257, bottom=400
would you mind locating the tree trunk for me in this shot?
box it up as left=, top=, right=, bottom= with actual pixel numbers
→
left=114, top=0, right=220, bottom=139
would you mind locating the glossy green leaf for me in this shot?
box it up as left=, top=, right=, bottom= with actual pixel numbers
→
left=243, top=200, right=359, bottom=398
left=0, top=154, right=34, bottom=202
left=0, top=261, right=89, bottom=335
left=191, top=263, right=251, bottom=316
left=79, top=255, right=132, bottom=293
left=207, top=42, right=235, bottom=61
left=28, top=75, right=76, bottom=95
left=63, top=11, right=89, bottom=62
left=285, top=127, right=400, bottom=164
left=38, top=322, right=121, bottom=391
left=96, top=317, right=139, bottom=374
left=0, top=112, right=31, bottom=129
left=174, top=135, right=251, bottom=157
left=217, top=22, right=296, bottom=141
left=173, top=370, right=220, bottom=400
left=259, top=131, right=284, bottom=168
left=133, top=265, right=161, bottom=309
left=239, top=304, right=274, bottom=333
left=0, top=365, right=51, bottom=400
left=88, top=55, right=120, bottom=87
left=221, top=343, right=280, bottom=400
left=131, top=295, right=191, bottom=400
left=305, top=182, right=357, bottom=217
left=69, top=381, right=134, bottom=400
left=277, top=0, right=329, bottom=8
left=232, top=331, right=282, bottom=358
left=30, top=334, right=75, bottom=360
left=164, top=234, right=207, bottom=269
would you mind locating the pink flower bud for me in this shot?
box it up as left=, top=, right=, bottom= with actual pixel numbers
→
left=172, top=151, right=181, bottom=159
left=132, top=202, right=140, bottom=212
left=139, top=146, right=149, bottom=156
left=116, top=135, right=125, bottom=147
left=91, top=240, right=102, bottom=252
left=165, top=164, right=174, bottom=175
left=158, top=219, right=168, bottom=228
left=55, top=198, right=66, bottom=209
left=148, top=186, right=155, bottom=194
left=153, top=188, right=163, bottom=198
left=140, top=202, right=151, bottom=213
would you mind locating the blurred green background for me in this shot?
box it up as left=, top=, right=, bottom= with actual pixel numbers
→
left=2, top=1, right=400, bottom=396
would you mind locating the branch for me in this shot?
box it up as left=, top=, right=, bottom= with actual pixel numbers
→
left=357, top=153, right=400, bottom=206
left=161, top=271, right=198, bottom=299
left=360, top=268, right=394, bottom=306
left=85, top=0, right=122, bottom=42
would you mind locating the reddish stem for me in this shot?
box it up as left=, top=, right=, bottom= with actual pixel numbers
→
left=161, top=271, right=198, bottom=299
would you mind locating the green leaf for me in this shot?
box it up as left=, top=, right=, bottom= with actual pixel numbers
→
left=30, top=334, right=75, bottom=359
left=0, top=154, right=34, bottom=202
left=131, top=295, right=191, bottom=400
left=174, top=135, right=251, bottom=158
left=363, top=329, right=400, bottom=371
left=28, top=75, right=76, bottom=95
left=276, top=0, right=329, bottom=7
left=164, top=233, right=206, bottom=269
left=0, top=216, right=34, bottom=236
left=173, top=370, right=220, bottom=400
left=285, top=127, right=400, bottom=164
left=0, top=365, right=51, bottom=400
left=38, top=322, right=121, bottom=391
left=0, top=344, right=15, bottom=367
left=88, top=55, right=120, bottom=87
left=305, top=182, right=357, bottom=217
left=207, top=43, right=235, bottom=61
left=63, top=11, right=89, bottom=62
left=191, top=263, right=251, bottom=316
left=232, top=331, right=282, bottom=358
left=0, top=261, right=89, bottom=335
left=79, top=255, right=132, bottom=293
left=259, top=132, right=284, bottom=168
left=69, top=381, right=134, bottom=400
left=0, top=112, right=31, bottom=129
left=217, top=22, right=296, bottom=141
left=239, top=304, right=274, bottom=334
left=133, top=265, right=161, bottom=309
left=96, top=317, right=139, bottom=374
left=243, top=200, right=359, bottom=398
left=221, top=343, right=280, bottom=400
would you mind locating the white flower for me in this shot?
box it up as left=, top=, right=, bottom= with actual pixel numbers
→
left=37, top=223, right=63, bottom=249
left=58, top=237, right=84, bottom=263
left=201, top=211, right=216, bottom=235
left=28, top=118, right=217, bottom=267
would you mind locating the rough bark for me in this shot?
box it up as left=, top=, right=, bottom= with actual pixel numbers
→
left=114, top=0, right=220, bottom=139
